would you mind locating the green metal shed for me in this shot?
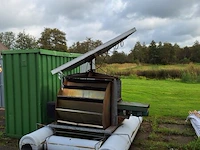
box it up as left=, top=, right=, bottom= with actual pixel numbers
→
left=2, top=49, right=81, bottom=138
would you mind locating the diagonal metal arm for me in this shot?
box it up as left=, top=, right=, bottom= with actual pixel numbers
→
left=51, top=27, right=136, bottom=75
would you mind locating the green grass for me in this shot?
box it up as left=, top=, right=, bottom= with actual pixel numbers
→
left=121, top=78, right=200, bottom=118
left=102, top=65, right=200, bottom=149
left=121, top=78, right=200, bottom=149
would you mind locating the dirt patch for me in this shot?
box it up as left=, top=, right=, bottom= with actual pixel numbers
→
left=129, top=117, right=196, bottom=150
left=0, top=109, right=18, bottom=150
left=159, top=123, right=192, bottom=131
left=130, top=120, right=152, bottom=150
left=134, top=120, right=152, bottom=141
left=161, top=134, right=195, bottom=144
left=0, top=110, right=5, bottom=132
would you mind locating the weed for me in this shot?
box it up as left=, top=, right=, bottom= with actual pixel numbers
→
left=155, top=127, right=194, bottom=136
left=145, top=141, right=179, bottom=150
left=121, top=74, right=140, bottom=79
left=156, top=117, right=185, bottom=125
left=0, top=131, right=4, bottom=138
left=137, top=69, right=182, bottom=79
left=181, top=62, right=200, bottom=83
left=151, top=117, right=159, bottom=131
left=148, top=132, right=160, bottom=140
left=184, top=138, right=200, bottom=150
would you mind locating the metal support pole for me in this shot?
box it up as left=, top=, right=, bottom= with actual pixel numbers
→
left=111, top=79, right=118, bottom=126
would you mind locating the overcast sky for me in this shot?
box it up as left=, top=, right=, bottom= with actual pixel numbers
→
left=1, top=0, right=200, bottom=53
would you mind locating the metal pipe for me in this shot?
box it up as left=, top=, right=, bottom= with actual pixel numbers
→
left=19, top=116, right=142, bottom=150
left=19, top=126, right=54, bottom=150
left=111, top=79, right=118, bottom=126
left=45, top=135, right=102, bottom=150
left=99, top=116, right=142, bottom=150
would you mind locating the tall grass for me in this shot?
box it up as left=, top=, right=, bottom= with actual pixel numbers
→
left=136, top=69, right=182, bottom=79
left=181, top=63, right=200, bottom=83
left=96, top=63, right=200, bottom=83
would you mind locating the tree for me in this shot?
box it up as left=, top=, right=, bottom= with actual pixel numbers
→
left=159, top=43, right=174, bottom=64
left=108, top=51, right=128, bottom=64
left=193, top=40, right=199, bottom=46
left=68, top=38, right=102, bottom=54
left=69, top=38, right=105, bottom=63
left=173, top=43, right=180, bottom=63
left=128, top=41, right=148, bottom=63
left=191, top=40, right=200, bottom=62
left=15, top=31, right=38, bottom=49
left=38, top=28, right=67, bottom=52
left=129, top=41, right=142, bottom=63
left=177, top=46, right=192, bottom=63
left=148, top=40, right=160, bottom=64
left=0, top=31, right=15, bottom=49
left=96, top=53, right=110, bottom=64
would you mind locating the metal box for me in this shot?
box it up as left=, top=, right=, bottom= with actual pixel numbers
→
left=2, top=49, right=80, bottom=137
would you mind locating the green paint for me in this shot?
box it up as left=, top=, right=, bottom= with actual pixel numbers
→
left=2, top=49, right=80, bottom=138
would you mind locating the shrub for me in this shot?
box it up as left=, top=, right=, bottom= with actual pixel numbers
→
left=181, top=63, right=200, bottom=83
left=136, top=69, right=182, bottom=79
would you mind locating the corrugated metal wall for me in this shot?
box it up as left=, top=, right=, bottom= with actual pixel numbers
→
left=2, top=49, right=80, bottom=137
left=0, top=57, right=4, bottom=107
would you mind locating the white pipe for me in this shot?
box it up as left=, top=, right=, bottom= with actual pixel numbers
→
left=100, top=116, right=142, bottom=150
left=45, top=135, right=102, bottom=150
left=19, top=126, right=54, bottom=150
left=19, top=116, right=142, bottom=150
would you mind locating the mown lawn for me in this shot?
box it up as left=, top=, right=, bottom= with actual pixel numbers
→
left=121, top=78, right=200, bottom=118
left=121, top=78, right=200, bottom=149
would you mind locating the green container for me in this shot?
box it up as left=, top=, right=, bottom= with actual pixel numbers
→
left=2, top=49, right=81, bottom=138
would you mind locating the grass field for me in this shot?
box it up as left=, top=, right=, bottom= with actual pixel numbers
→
left=121, top=78, right=200, bottom=118
left=97, top=63, right=200, bottom=118
left=97, top=63, right=200, bottom=149
left=120, top=78, right=200, bottom=149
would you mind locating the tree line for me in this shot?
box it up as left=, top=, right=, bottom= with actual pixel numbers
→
left=95, top=40, right=200, bottom=65
left=0, top=28, right=200, bottom=64
left=0, top=28, right=67, bottom=51
left=126, top=40, right=200, bottom=64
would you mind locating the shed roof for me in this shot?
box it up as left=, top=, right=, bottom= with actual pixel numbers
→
left=0, top=42, right=8, bottom=52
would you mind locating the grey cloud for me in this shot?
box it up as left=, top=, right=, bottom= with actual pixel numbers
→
left=172, top=20, right=200, bottom=37
left=0, top=0, right=199, bottom=50
left=123, top=0, right=200, bottom=19
left=39, top=0, right=105, bottom=21
left=0, top=0, right=53, bottom=30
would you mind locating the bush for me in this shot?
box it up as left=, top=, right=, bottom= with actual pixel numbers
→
left=181, top=72, right=194, bottom=83
left=136, top=69, right=182, bottom=79
left=181, top=63, right=200, bottom=83
left=109, top=70, right=132, bottom=76
left=96, top=63, right=200, bottom=81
